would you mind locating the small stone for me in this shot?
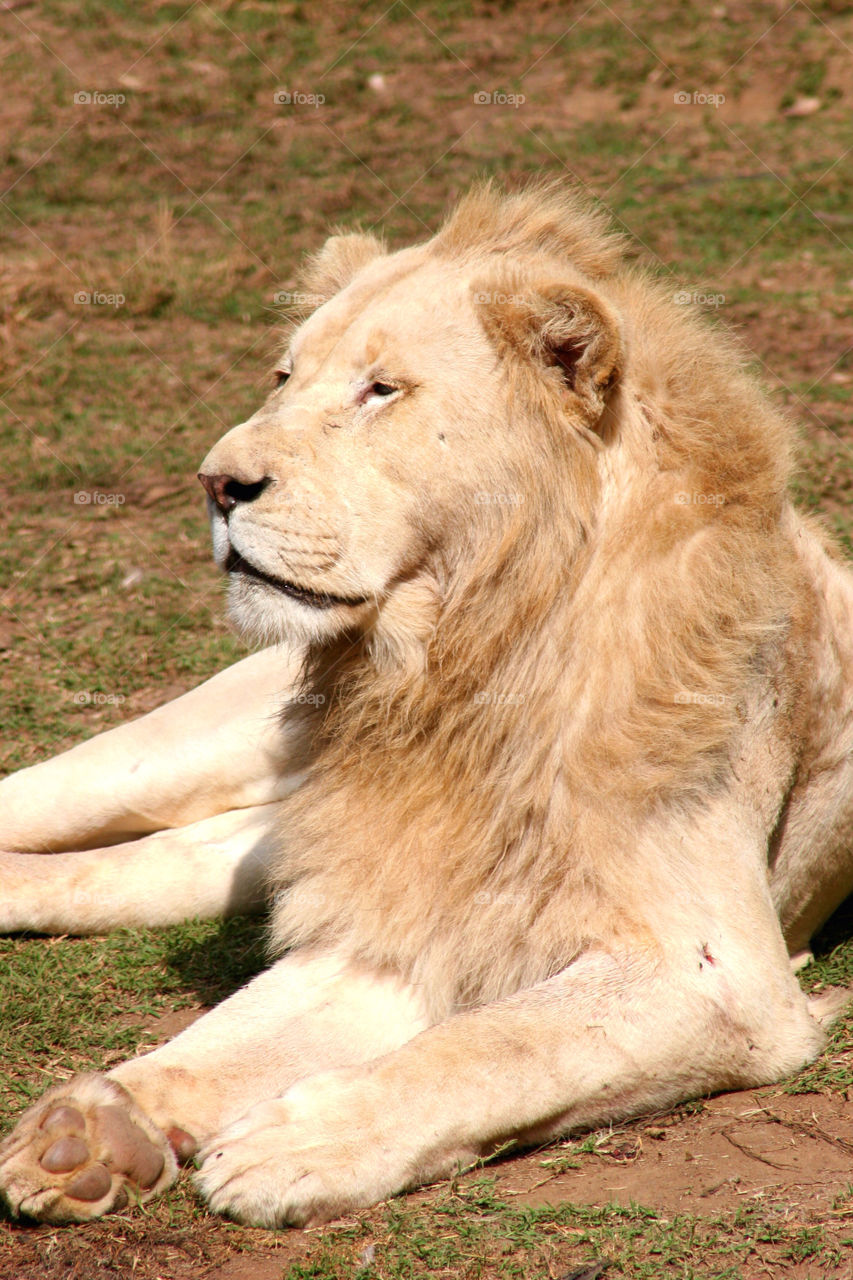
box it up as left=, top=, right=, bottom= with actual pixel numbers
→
left=784, top=96, right=820, bottom=117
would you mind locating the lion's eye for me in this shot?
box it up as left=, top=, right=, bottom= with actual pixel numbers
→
left=274, top=370, right=291, bottom=389
left=370, top=381, right=397, bottom=397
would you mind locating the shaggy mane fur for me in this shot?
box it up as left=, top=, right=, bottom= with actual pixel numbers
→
left=270, top=182, right=813, bottom=1020
left=434, top=178, right=625, bottom=278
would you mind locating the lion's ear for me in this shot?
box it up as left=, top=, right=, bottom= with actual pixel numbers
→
left=298, top=232, right=386, bottom=307
left=480, top=282, right=623, bottom=430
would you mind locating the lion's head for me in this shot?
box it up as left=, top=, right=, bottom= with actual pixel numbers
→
left=198, top=182, right=625, bottom=653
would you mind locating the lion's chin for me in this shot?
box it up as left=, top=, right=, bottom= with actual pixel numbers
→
left=226, top=571, right=370, bottom=648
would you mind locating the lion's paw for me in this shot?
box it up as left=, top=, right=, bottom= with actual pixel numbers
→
left=0, top=1074, right=178, bottom=1222
left=195, top=1080, right=402, bottom=1228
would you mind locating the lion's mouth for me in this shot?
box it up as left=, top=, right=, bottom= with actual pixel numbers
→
left=225, top=549, right=368, bottom=611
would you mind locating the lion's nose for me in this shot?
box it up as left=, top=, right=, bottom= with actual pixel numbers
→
left=198, top=473, right=271, bottom=515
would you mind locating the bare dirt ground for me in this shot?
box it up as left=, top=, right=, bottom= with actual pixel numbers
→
left=501, top=1093, right=853, bottom=1220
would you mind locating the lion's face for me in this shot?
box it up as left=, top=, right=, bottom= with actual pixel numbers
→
left=200, top=250, right=509, bottom=645
left=199, top=232, right=622, bottom=648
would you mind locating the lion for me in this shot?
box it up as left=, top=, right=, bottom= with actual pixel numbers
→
left=2, top=180, right=853, bottom=1229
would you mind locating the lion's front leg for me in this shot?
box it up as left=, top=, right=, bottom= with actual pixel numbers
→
left=195, top=929, right=828, bottom=1228
left=0, top=950, right=429, bottom=1223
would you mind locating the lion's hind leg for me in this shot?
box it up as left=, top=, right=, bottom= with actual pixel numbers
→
left=0, top=645, right=303, bottom=855
left=770, top=523, right=853, bottom=954
left=0, top=802, right=281, bottom=934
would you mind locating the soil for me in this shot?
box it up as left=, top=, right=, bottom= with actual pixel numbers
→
left=496, top=1090, right=853, bottom=1219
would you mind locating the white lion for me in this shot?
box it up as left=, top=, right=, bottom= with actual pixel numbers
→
left=1, top=181, right=852, bottom=1228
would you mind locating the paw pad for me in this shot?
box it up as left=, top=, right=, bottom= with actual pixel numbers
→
left=41, top=1106, right=85, bottom=1136
left=66, top=1164, right=112, bottom=1202
left=40, top=1135, right=89, bottom=1173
